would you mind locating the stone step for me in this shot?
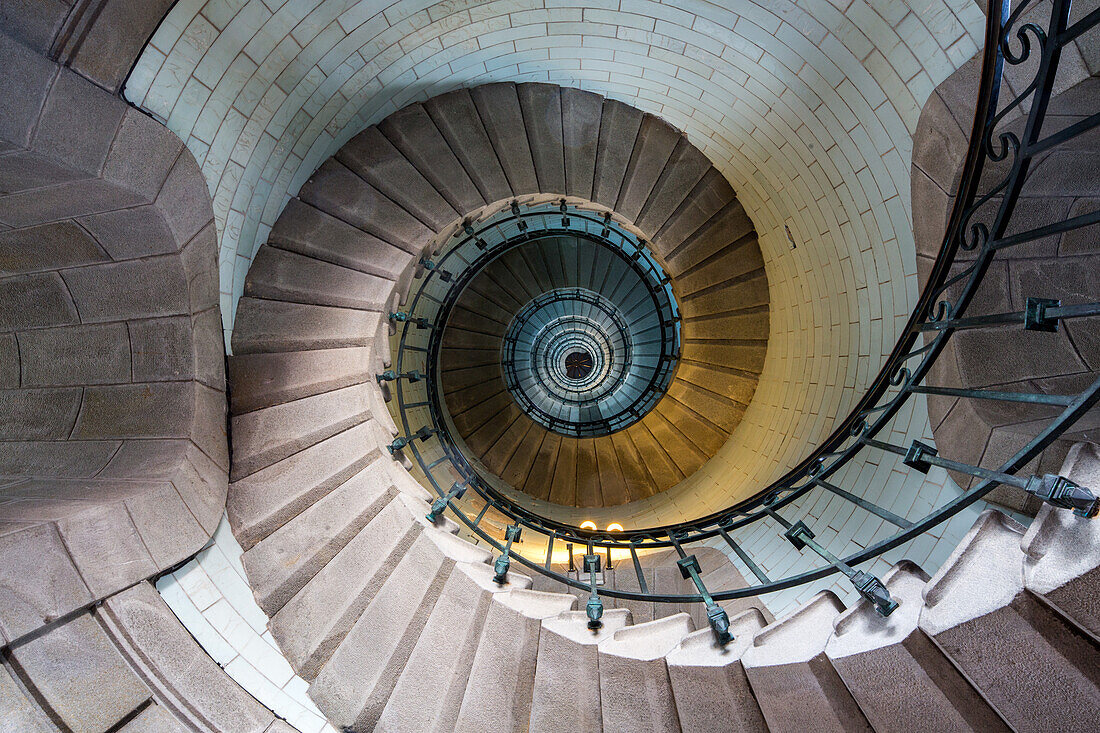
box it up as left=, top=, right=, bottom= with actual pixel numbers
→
left=267, top=198, right=413, bottom=280
left=377, top=562, right=533, bottom=733
left=310, top=513, right=492, bottom=730
left=377, top=102, right=485, bottom=215
left=1022, top=442, right=1100, bottom=638
left=244, top=246, right=391, bottom=311
left=469, top=83, right=539, bottom=195
left=423, top=88, right=512, bottom=204
left=229, top=384, right=374, bottom=480
left=297, top=159, right=433, bottom=254
left=98, top=582, right=276, bottom=733
left=231, top=297, right=382, bottom=355
left=267, top=493, right=440, bottom=680
left=241, top=454, right=426, bottom=616
left=652, top=169, right=736, bottom=259
left=517, top=82, right=566, bottom=195
left=665, top=199, right=755, bottom=274
left=665, top=609, right=768, bottom=732
left=615, top=115, right=680, bottom=222
left=742, top=590, right=872, bottom=733
left=336, top=126, right=457, bottom=232
left=635, top=138, right=711, bottom=236
left=597, top=612, right=695, bottom=733
left=592, top=99, right=643, bottom=209
left=826, top=561, right=1009, bottom=732
left=227, top=420, right=383, bottom=549
left=919, top=509, right=1100, bottom=732
left=530, top=608, right=631, bottom=732
left=227, top=347, right=373, bottom=415
left=561, top=87, right=603, bottom=200
left=455, top=589, right=577, bottom=731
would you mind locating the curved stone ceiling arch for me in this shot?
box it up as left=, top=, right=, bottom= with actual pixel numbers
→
left=127, top=0, right=986, bottom=523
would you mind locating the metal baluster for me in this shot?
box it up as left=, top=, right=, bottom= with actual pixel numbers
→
left=880, top=438, right=1100, bottom=518
left=584, top=552, right=604, bottom=629
left=814, top=479, right=914, bottom=529
left=765, top=498, right=898, bottom=617
left=493, top=524, right=522, bottom=584
left=425, top=480, right=468, bottom=524
left=545, top=532, right=556, bottom=570
left=717, top=525, right=771, bottom=584
left=629, top=543, right=649, bottom=594
left=677, top=555, right=732, bottom=645
left=388, top=311, right=431, bottom=329
left=376, top=369, right=424, bottom=384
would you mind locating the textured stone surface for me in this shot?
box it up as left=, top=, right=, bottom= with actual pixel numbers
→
left=0, top=660, right=53, bottom=732
left=245, top=246, right=391, bottom=311
left=530, top=608, right=630, bottom=733
left=56, top=502, right=158, bottom=597
left=10, top=612, right=150, bottom=732
left=598, top=612, right=694, bottom=733
left=228, top=347, right=372, bottom=415
left=469, top=83, right=539, bottom=196
left=424, top=89, right=512, bottom=204
left=0, top=522, right=91, bottom=642
left=666, top=610, right=768, bottom=732
left=232, top=298, right=382, bottom=355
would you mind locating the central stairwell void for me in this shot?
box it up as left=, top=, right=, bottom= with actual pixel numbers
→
left=211, top=2, right=1099, bottom=732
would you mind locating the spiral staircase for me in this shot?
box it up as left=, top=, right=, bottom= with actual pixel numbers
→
left=1, top=1, right=1099, bottom=733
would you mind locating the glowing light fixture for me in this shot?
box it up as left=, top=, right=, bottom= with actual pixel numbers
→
left=580, top=520, right=597, bottom=531
left=607, top=523, right=624, bottom=532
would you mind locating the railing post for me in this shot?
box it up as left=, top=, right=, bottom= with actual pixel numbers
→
left=677, top=555, right=732, bottom=645
left=785, top=522, right=898, bottom=617
left=584, top=553, right=604, bottom=629
left=493, top=524, right=522, bottom=584
left=388, top=311, right=431, bottom=329
left=425, top=480, right=468, bottom=524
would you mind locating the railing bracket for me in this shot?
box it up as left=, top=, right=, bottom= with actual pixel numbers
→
left=1023, top=297, right=1061, bottom=332
left=1024, top=474, right=1099, bottom=518
left=903, top=440, right=937, bottom=474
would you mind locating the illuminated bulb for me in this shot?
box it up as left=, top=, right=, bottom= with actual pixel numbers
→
left=580, top=520, right=597, bottom=531
left=607, top=523, right=624, bottom=532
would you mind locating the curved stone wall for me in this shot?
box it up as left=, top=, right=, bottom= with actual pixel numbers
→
left=127, top=0, right=990, bottom=524
left=0, top=29, right=226, bottom=641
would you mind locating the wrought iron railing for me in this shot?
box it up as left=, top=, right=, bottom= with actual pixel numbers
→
left=384, top=0, right=1100, bottom=643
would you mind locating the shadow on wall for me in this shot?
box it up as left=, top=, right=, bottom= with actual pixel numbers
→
left=912, top=42, right=1100, bottom=513
left=0, top=25, right=225, bottom=646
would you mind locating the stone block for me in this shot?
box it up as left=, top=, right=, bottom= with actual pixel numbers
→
left=245, top=246, right=391, bottom=311
left=56, top=501, right=157, bottom=597
left=190, top=382, right=228, bottom=471
left=71, top=382, right=194, bottom=440
left=378, top=103, right=484, bottom=214
left=268, top=493, right=426, bottom=679
left=0, top=177, right=146, bottom=227
left=228, top=347, right=372, bottom=415
left=530, top=608, right=631, bottom=733
left=125, top=315, right=194, bottom=382
left=298, top=160, right=433, bottom=252
left=561, top=87, right=602, bottom=200
left=468, top=83, right=540, bottom=196
left=10, top=612, right=149, bottom=731
left=242, top=456, right=402, bottom=615
left=118, top=703, right=188, bottom=733
left=99, top=582, right=274, bottom=733
left=268, top=199, right=412, bottom=280
left=19, top=322, right=131, bottom=386
left=179, top=220, right=219, bottom=313
left=125, top=481, right=209, bottom=570
left=32, top=70, right=126, bottom=175
left=743, top=591, right=871, bottom=733
left=231, top=297, right=382, bottom=355
left=78, top=204, right=178, bottom=260
left=827, top=561, right=1008, bottom=732
left=102, top=108, right=182, bottom=200
left=230, top=383, right=372, bottom=479
left=653, top=170, right=735, bottom=257
left=154, top=149, right=213, bottom=246
left=169, top=443, right=227, bottom=535
left=666, top=610, right=768, bottom=732
left=0, top=387, right=82, bottom=439
left=0, top=31, right=57, bottom=145
left=379, top=562, right=532, bottom=733
left=598, top=612, right=695, bottom=733
left=0, top=334, right=17, bottom=387
left=0, top=659, right=53, bottom=732
left=920, top=509, right=1100, bottom=732
left=227, top=420, right=380, bottom=549
left=0, top=272, right=78, bottom=330
left=1022, top=442, right=1100, bottom=638
left=97, top=439, right=188, bottom=480
left=61, top=254, right=189, bottom=322
left=0, top=0, right=68, bottom=54
left=456, top=589, right=577, bottom=732
left=517, top=83, right=566, bottom=195
left=0, top=148, right=87, bottom=196
left=912, top=91, right=968, bottom=192
left=424, top=88, right=512, bottom=204
left=0, top=440, right=119, bottom=479
left=0, top=522, right=92, bottom=642
left=592, top=99, right=644, bottom=208
left=0, top=220, right=108, bottom=274
left=68, top=0, right=176, bottom=93
left=336, top=126, right=457, bottom=231
left=636, top=139, right=712, bottom=236
left=616, top=115, right=680, bottom=222
left=191, top=307, right=225, bottom=390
